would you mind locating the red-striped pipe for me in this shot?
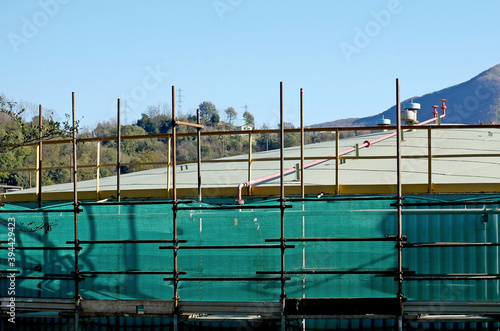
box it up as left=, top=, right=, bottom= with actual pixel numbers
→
left=235, top=103, right=446, bottom=204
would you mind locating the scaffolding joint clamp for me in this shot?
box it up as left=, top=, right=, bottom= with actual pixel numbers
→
left=73, top=270, right=84, bottom=281
left=172, top=202, right=179, bottom=212
left=74, top=240, right=83, bottom=251
left=385, top=234, right=407, bottom=241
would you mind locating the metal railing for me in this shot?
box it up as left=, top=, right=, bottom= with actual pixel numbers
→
left=1, top=122, right=500, bottom=202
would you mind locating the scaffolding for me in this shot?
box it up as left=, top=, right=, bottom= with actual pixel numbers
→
left=1, top=82, right=500, bottom=330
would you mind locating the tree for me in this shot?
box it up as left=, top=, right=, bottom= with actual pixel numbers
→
left=136, top=113, right=171, bottom=135
left=225, top=107, right=237, bottom=125
left=0, top=95, right=75, bottom=152
left=256, top=123, right=277, bottom=151
left=145, top=103, right=170, bottom=117
left=120, top=125, right=149, bottom=156
left=199, top=101, right=220, bottom=124
left=0, top=95, right=77, bottom=189
left=282, top=122, right=300, bottom=147
left=243, top=110, right=255, bottom=127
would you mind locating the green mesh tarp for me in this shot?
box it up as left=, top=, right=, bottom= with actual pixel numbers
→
left=1, top=195, right=499, bottom=302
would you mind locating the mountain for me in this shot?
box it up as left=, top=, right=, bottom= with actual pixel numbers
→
left=313, top=64, right=500, bottom=128
left=307, top=117, right=358, bottom=128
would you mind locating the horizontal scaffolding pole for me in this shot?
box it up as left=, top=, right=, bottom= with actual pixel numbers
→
left=0, top=123, right=496, bottom=150
left=176, top=204, right=292, bottom=211
left=164, top=277, right=290, bottom=281
left=404, top=242, right=500, bottom=248
left=4, top=154, right=500, bottom=173
left=173, top=120, right=204, bottom=129
left=79, top=200, right=194, bottom=206
left=0, top=208, right=81, bottom=213
left=361, top=208, right=500, bottom=215
left=399, top=200, right=500, bottom=207
left=168, top=244, right=296, bottom=250
left=0, top=298, right=76, bottom=304
left=266, top=235, right=406, bottom=242
left=404, top=274, right=500, bottom=281
left=0, top=275, right=74, bottom=280
left=0, top=246, right=75, bottom=250
left=78, top=271, right=187, bottom=275
left=286, top=196, right=399, bottom=202
left=340, top=153, right=500, bottom=160
left=66, top=239, right=188, bottom=244
left=257, top=270, right=398, bottom=275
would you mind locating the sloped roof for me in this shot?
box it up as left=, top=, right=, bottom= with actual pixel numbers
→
left=6, top=125, right=500, bottom=200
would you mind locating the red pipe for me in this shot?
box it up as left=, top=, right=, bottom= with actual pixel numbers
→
left=432, top=106, right=439, bottom=122
left=235, top=102, right=446, bottom=204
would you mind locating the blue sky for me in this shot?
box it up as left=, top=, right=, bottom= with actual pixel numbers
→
left=1, top=1, right=500, bottom=130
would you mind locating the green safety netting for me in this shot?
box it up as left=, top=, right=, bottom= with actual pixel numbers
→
left=1, top=195, right=499, bottom=302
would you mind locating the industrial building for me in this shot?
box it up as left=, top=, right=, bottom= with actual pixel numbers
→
left=1, top=86, right=500, bottom=330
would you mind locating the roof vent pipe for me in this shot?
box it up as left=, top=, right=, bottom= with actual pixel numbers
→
left=402, top=102, right=420, bottom=125
left=376, top=115, right=391, bottom=131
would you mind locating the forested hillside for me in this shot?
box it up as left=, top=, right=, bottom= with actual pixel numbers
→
left=0, top=97, right=335, bottom=189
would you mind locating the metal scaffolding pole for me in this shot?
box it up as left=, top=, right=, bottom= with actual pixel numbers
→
left=396, top=78, right=404, bottom=331
left=300, top=88, right=304, bottom=199
left=197, top=109, right=202, bottom=202
left=248, top=131, right=252, bottom=196
left=71, top=92, right=80, bottom=330
left=38, top=104, right=43, bottom=207
left=96, top=140, right=100, bottom=200
left=117, top=98, right=121, bottom=202
left=335, top=128, right=340, bottom=195
left=171, top=86, right=179, bottom=331
left=427, top=127, right=432, bottom=193
left=167, top=136, right=171, bottom=197
left=279, top=81, right=287, bottom=331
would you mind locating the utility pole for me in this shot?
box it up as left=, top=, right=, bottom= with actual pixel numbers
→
left=177, top=88, right=183, bottom=116
left=123, top=99, right=128, bottom=125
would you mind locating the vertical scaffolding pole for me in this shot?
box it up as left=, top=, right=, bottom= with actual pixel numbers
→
left=71, top=92, right=80, bottom=330
left=299, top=86, right=305, bottom=329
left=117, top=99, right=121, bottom=202
left=36, top=147, right=40, bottom=191
left=167, top=136, right=171, bottom=198
left=396, top=79, right=404, bottom=330
left=279, top=82, right=287, bottom=331
left=38, top=105, right=43, bottom=207
left=171, top=86, right=179, bottom=330
left=248, top=131, right=253, bottom=196
left=300, top=88, right=304, bottom=199
left=427, top=127, right=432, bottom=193
left=197, top=109, right=202, bottom=202
left=96, top=140, right=100, bottom=200
left=335, top=128, right=340, bottom=195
